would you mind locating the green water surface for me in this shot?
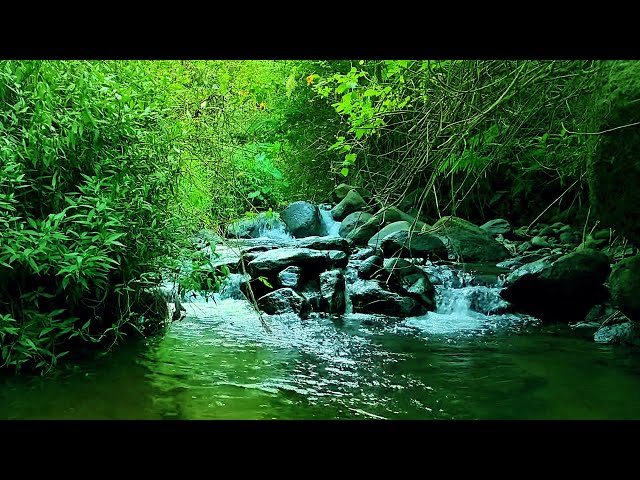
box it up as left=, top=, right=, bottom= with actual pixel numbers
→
left=2, top=299, right=640, bottom=420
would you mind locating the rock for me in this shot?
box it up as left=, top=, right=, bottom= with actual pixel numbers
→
left=368, top=221, right=412, bottom=249
left=332, top=183, right=371, bottom=203
left=593, top=229, right=612, bottom=241
left=576, top=236, right=604, bottom=251
left=559, top=231, right=579, bottom=244
left=512, top=226, right=531, bottom=239
left=531, top=236, right=551, bottom=248
left=277, top=266, right=302, bottom=288
left=331, top=190, right=366, bottom=221
left=257, top=288, right=311, bottom=318
left=319, top=270, right=346, bottom=315
left=350, top=246, right=382, bottom=261
left=538, top=225, right=556, bottom=236
left=594, top=320, right=640, bottom=347
left=280, top=201, right=322, bottom=238
left=480, top=219, right=512, bottom=236
left=430, top=216, right=510, bottom=263
left=248, top=248, right=347, bottom=278
left=517, top=241, right=532, bottom=254
left=339, top=211, right=374, bottom=238
left=349, top=279, right=428, bottom=317
left=226, top=213, right=288, bottom=239
left=380, top=230, right=447, bottom=260
left=379, top=258, right=436, bottom=310
left=376, top=206, right=419, bottom=225
left=295, top=236, right=352, bottom=253
left=358, top=254, right=384, bottom=280
left=346, top=217, right=385, bottom=245
left=328, top=250, right=349, bottom=269
left=608, top=255, right=640, bottom=321
left=500, top=249, right=611, bottom=322
left=587, top=61, right=640, bottom=247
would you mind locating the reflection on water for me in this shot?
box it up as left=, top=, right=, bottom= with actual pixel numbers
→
left=2, top=294, right=640, bottom=420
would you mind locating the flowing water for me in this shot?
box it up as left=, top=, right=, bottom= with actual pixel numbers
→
left=3, top=214, right=640, bottom=420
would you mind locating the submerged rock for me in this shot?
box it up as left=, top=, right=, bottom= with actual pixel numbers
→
left=280, top=201, right=322, bottom=238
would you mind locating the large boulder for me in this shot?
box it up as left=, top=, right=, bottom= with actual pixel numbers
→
left=380, top=230, right=448, bottom=260
left=339, top=211, right=374, bottom=238
left=248, top=248, right=348, bottom=278
left=500, top=249, right=611, bottom=322
left=349, top=280, right=428, bottom=317
left=368, top=221, right=412, bottom=249
left=608, top=255, right=640, bottom=321
left=378, top=258, right=436, bottom=311
left=431, top=216, right=510, bottom=262
left=587, top=61, right=640, bottom=247
left=319, top=270, right=346, bottom=315
left=257, top=288, right=311, bottom=318
left=280, top=201, right=322, bottom=238
left=331, top=189, right=366, bottom=221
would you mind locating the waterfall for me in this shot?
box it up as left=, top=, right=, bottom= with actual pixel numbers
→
left=318, top=205, right=341, bottom=237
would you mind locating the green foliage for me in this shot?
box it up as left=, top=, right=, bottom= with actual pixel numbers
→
left=310, top=60, right=601, bottom=223
left=0, top=60, right=187, bottom=372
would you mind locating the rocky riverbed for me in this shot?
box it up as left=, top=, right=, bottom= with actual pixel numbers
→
left=166, top=184, right=640, bottom=348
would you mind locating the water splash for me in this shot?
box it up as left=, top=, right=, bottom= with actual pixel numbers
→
left=256, top=222, right=294, bottom=242
left=404, top=263, right=524, bottom=335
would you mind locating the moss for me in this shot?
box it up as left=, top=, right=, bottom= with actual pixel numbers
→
left=587, top=61, right=640, bottom=246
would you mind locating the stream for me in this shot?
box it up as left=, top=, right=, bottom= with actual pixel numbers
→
left=2, top=210, right=640, bottom=420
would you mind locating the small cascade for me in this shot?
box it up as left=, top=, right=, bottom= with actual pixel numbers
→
left=216, top=273, right=251, bottom=301
left=405, top=263, right=514, bottom=334
left=318, top=205, right=341, bottom=237
left=256, top=222, right=294, bottom=242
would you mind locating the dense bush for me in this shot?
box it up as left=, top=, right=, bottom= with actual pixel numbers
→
left=0, top=60, right=186, bottom=371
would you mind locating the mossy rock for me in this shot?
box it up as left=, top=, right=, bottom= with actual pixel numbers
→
left=609, top=255, right=640, bottom=322
left=587, top=60, right=640, bottom=247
